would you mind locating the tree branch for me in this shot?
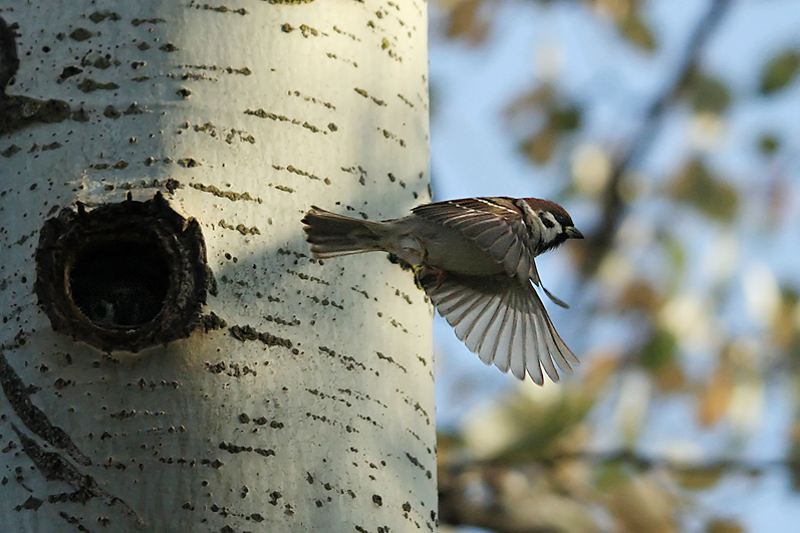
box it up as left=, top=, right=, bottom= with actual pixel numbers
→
left=581, top=0, right=733, bottom=276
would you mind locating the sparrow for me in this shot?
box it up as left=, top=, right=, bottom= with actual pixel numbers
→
left=301, top=197, right=584, bottom=385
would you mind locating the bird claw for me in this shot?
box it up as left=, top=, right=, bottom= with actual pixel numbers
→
left=413, top=264, right=447, bottom=290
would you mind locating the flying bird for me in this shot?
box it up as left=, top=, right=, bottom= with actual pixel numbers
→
left=301, top=197, right=583, bottom=384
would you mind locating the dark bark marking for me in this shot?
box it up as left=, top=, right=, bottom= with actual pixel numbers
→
left=0, top=17, right=70, bottom=135
left=12, top=425, right=145, bottom=529
left=0, top=348, right=91, bottom=466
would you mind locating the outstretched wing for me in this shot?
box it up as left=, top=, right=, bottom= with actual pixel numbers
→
left=413, top=198, right=569, bottom=307
left=421, top=273, right=579, bottom=385
left=412, top=198, right=540, bottom=284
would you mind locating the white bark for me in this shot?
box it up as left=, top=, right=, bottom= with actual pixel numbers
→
left=0, top=2, right=433, bottom=531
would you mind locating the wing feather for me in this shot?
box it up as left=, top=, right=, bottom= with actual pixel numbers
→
left=454, top=293, right=492, bottom=339
left=464, top=295, right=503, bottom=353
left=413, top=198, right=538, bottom=283
left=533, top=309, right=560, bottom=383
left=421, top=273, right=578, bottom=384
left=442, top=290, right=484, bottom=325
left=494, top=303, right=515, bottom=374
left=413, top=198, right=572, bottom=308
left=509, top=293, right=527, bottom=380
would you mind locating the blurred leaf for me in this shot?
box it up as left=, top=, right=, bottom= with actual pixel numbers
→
left=674, top=464, right=725, bottom=491
left=772, top=287, right=799, bottom=351
left=487, top=393, right=594, bottom=463
left=681, top=68, right=732, bottom=113
left=595, top=461, right=630, bottom=492
left=608, top=475, right=678, bottom=532
left=572, top=143, right=613, bottom=195
left=504, top=85, right=555, bottom=119
left=760, top=50, right=800, bottom=95
left=640, top=328, right=685, bottom=392
left=662, top=232, right=687, bottom=290
left=505, top=83, right=582, bottom=165
left=590, top=0, right=630, bottom=19
left=591, top=0, right=656, bottom=51
left=758, top=133, right=781, bottom=156
left=523, top=126, right=559, bottom=164
left=669, top=158, right=739, bottom=223
left=698, top=362, right=734, bottom=427
left=789, top=422, right=800, bottom=491
left=436, top=431, right=465, bottom=458
left=583, top=354, right=622, bottom=391
left=444, top=0, right=489, bottom=43
left=551, top=105, right=582, bottom=132
left=654, top=363, right=686, bottom=393
left=439, top=462, right=602, bottom=533
left=520, top=105, right=582, bottom=164
left=620, top=8, right=656, bottom=51
left=706, top=518, right=745, bottom=533
left=619, top=279, right=662, bottom=313
left=640, top=329, right=677, bottom=372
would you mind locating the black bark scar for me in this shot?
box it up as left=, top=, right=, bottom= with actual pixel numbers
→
left=0, top=346, right=91, bottom=466
left=11, top=425, right=145, bottom=528
left=0, top=16, right=20, bottom=93
left=0, top=16, right=70, bottom=135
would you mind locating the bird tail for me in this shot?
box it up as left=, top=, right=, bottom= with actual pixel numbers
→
left=301, top=206, right=386, bottom=258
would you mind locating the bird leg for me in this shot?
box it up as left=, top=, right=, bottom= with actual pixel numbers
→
left=413, top=263, right=448, bottom=290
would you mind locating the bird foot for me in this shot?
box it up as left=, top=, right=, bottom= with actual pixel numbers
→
left=413, top=264, right=447, bottom=290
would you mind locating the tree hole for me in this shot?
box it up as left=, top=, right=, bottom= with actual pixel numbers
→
left=36, top=193, right=210, bottom=352
left=69, top=239, right=170, bottom=329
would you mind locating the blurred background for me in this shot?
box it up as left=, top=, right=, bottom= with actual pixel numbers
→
left=428, top=1, right=800, bottom=531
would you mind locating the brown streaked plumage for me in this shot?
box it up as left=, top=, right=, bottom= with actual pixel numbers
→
left=301, top=197, right=583, bottom=385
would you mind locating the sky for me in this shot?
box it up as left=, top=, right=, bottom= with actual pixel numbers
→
left=428, top=1, right=800, bottom=531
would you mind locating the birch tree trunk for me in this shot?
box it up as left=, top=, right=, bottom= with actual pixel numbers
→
left=0, top=2, right=433, bottom=532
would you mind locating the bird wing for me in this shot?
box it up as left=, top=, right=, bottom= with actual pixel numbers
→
left=412, top=198, right=570, bottom=308
left=412, top=198, right=539, bottom=284
left=421, top=273, right=579, bottom=384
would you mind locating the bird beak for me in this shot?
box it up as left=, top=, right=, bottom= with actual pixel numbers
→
left=566, top=227, right=584, bottom=239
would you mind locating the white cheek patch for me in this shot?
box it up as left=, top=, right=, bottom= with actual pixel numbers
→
left=539, top=212, right=561, bottom=242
